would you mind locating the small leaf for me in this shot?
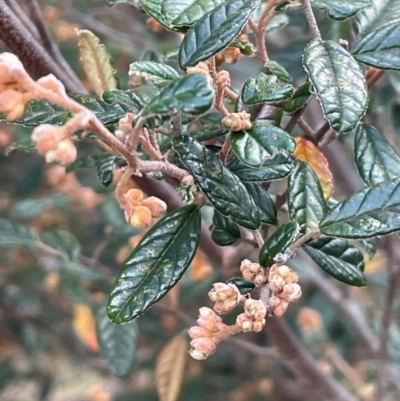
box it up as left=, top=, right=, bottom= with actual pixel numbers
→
left=226, top=277, right=255, bottom=294
left=129, top=61, right=180, bottom=84
left=227, top=153, right=293, bottom=182
left=294, top=137, right=334, bottom=199
left=41, top=230, right=81, bottom=262
left=174, top=136, right=261, bottom=229
left=0, top=219, right=39, bottom=245
left=320, top=178, right=400, bottom=238
left=259, top=222, right=300, bottom=266
left=156, top=334, right=187, bottom=401
left=11, top=198, right=49, bottom=220
left=355, top=123, right=400, bottom=185
left=97, top=155, right=121, bottom=187
left=303, top=236, right=367, bottom=286
left=96, top=302, right=139, bottom=377
left=243, top=182, right=277, bottom=224
left=178, top=0, right=260, bottom=69
left=210, top=211, right=241, bottom=246
left=107, top=205, right=201, bottom=323
left=265, top=60, right=293, bottom=84
left=303, top=40, right=368, bottom=133
left=77, top=29, right=118, bottom=96
left=241, top=73, right=294, bottom=104
left=281, top=81, right=312, bottom=113
left=311, top=0, right=372, bottom=21
left=72, top=304, right=99, bottom=352
left=5, top=140, right=35, bottom=156
left=288, top=160, right=327, bottom=232
left=140, top=73, right=214, bottom=118
left=231, top=122, right=296, bottom=167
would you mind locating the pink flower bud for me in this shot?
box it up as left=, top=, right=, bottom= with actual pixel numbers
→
left=190, top=337, right=217, bottom=356
left=252, top=320, right=265, bottom=332
left=197, top=307, right=221, bottom=331
left=269, top=272, right=286, bottom=294
left=188, top=326, right=211, bottom=339
left=268, top=296, right=289, bottom=317
left=244, top=299, right=266, bottom=321
left=236, top=313, right=253, bottom=332
left=254, top=271, right=267, bottom=285
left=37, top=74, right=66, bottom=95
left=278, top=283, right=302, bottom=303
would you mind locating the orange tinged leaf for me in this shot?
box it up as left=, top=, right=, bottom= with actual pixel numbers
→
left=72, top=304, right=99, bottom=352
left=294, top=137, right=334, bottom=199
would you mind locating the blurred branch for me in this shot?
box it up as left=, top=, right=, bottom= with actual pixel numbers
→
left=0, top=0, right=85, bottom=92
left=4, top=0, right=39, bottom=38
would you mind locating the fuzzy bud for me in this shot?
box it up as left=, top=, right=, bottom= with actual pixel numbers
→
left=278, top=283, right=302, bottom=303
left=236, top=313, right=253, bottom=332
left=189, top=337, right=217, bottom=359
left=244, top=299, right=267, bottom=321
left=253, top=271, right=267, bottom=285
left=37, top=74, right=66, bottom=95
left=252, top=320, right=265, bottom=332
left=240, top=259, right=264, bottom=283
left=124, top=188, right=144, bottom=202
left=188, top=326, right=212, bottom=339
left=268, top=296, right=289, bottom=317
left=216, top=70, right=231, bottom=88
left=129, top=206, right=152, bottom=228
left=0, top=90, right=27, bottom=120
left=32, top=124, right=66, bottom=155
left=197, top=307, right=222, bottom=332
left=0, top=53, right=24, bottom=83
left=222, top=112, right=252, bottom=132
left=141, top=196, right=167, bottom=218
left=52, top=139, right=77, bottom=165
left=269, top=272, right=286, bottom=294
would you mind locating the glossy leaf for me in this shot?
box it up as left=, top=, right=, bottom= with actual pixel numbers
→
left=241, top=73, right=294, bottom=104
left=320, top=178, right=400, bottom=238
left=231, top=122, right=296, bottom=167
left=96, top=302, right=139, bottom=377
left=303, top=40, right=368, bottom=133
left=294, top=137, right=334, bottom=199
left=97, top=155, right=120, bottom=187
left=355, top=123, right=400, bottom=185
left=311, top=0, right=372, bottom=21
left=281, top=81, right=312, bottom=113
left=243, top=182, right=277, bottom=224
left=0, top=219, right=38, bottom=245
left=226, top=277, right=255, bottom=294
left=288, top=160, right=327, bottom=232
left=174, top=136, right=261, bottom=229
left=77, top=29, right=118, bottom=96
left=210, top=211, right=241, bottom=246
left=265, top=60, right=293, bottom=84
left=140, top=73, right=214, bottom=117
left=178, top=0, right=260, bottom=69
left=41, top=230, right=81, bottom=261
left=259, top=222, right=300, bottom=267
left=129, top=61, right=180, bottom=84
left=155, top=334, right=187, bottom=401
left=303, top=236, right=367, bottom=286
left=227, top=153, right=293, bottom=182
left=107, top=205, right=201, bottom=323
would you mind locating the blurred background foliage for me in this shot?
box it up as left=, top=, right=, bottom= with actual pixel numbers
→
left=1, top=1, right=400, bottom=401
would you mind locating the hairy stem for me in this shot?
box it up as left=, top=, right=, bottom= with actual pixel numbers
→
left=299, top=0, right=321, bottom=40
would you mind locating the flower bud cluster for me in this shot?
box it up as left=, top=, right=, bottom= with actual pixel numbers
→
left=188, top=307, right=228, bottom=360
left=122, top=188, right=167, bottom=228
left=267, top=264, right=302, bottom=317
left=236, top=299, right=267, bottom=332
left=240, top=259, right=267, bottom=285
left=222, top=112, right=252, bottom=132
left=31, top=124, right=77, bottom=165
left=115, top=112, right=135, bottom=142
left=208, top=283, right=245, bottom=314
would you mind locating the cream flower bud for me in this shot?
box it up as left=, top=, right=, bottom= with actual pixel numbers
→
left=129, top=206, right=152, bottom=228
left=189, top=349, right=208, bottom=360
left=236, top=313, right=253, bottom=332
left=268, top=296, right=289, bottom=317
left=190, top=337, right=216, bottom=355
left=222, top=112, right=252, bottom=132
left=141, top=196, right=167, bottom=218
left=278, top=283, right=302, bottom=303
left=269, top=272, right=286, bottom=294
left=253, top=271, right=267, bottom=285
left=252, top=320, right=265, bottom=332
left=197, top=307, right=221, bottom=332
left=244, top=299, right=267, bottom=321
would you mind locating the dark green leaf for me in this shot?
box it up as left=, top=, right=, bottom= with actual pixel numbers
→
left=311, top=0, right=372, bottom=21
left=97, top=156, right=120, bottom=187
left=41, top=230, right=81, bottom=261
left=5, top=140, right=36, bottom=156
left=231, top=122, right=296, bottom=167
left=105, top=0, right=140, bottom=6
left=178, top=0, right=260, bottom=69
left=66, top=154, right=108, bottom=173
left=302, top=39, right=368, bottom=133
left=210, top=211, right=241, bottom=246
left=107, top=205, right=201, bottom=323
left=259, top=222, right=300, bottom=266
left=303, top=236, right=366, bottom=286
left=243, top=182, right=277, bottom=224
left=174, top=136, right=261, bottom=229
left=226, top=277, right=255, bottom=294
left=320, top=178, right=400, bottom=238
left=241, top=73, right=294, bottom=104
left=140, top=73, right=214, bottom=117
left=352, top=23, right=400, bottom=70
left=227, top=153, right=293, bottom=182
left=129, top=61, right=180, bottom=84
left=288, top=160, right=327, bottom=232
left=281, top=81, right=312, bottom=113
left=355, top=123, right=400, bottom=185
left=265, top=60, right=293, bottom=84
left=11, top=198, right=49, bottom=220
left=0, top=219, right=38, bottom=245
left=96, top=301, right=139, bottom=377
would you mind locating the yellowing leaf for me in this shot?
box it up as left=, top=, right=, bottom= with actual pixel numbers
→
left=73, top=304, right=99, bottom=352
left=156, top=334, right=187, bottom=401
left=294, top=137, right=334, bottom=199
left=190, top=249, right=213, bottom=280
left=77, top=29, right=118, bottom=96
